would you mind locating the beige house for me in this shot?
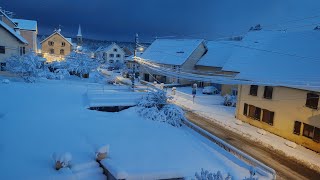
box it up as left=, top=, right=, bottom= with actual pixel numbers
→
left=0, top=19, right=28, bottom=70
left=12, top=18, right=38, bottom=52
left=40, top=30, right=73, bottom=62
left=139, top=39, right=207, bottom=84
left=224, top=30, right=320, bottom=152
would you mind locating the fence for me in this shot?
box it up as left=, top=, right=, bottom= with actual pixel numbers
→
left=182, top=119, right=277, bottom=179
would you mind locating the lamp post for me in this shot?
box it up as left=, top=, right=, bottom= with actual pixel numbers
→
left=132, top=33, right=139, bottom=91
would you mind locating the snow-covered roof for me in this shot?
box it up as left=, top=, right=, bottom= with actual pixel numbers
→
left=40, top=31, right=73, bottom=46
left=222, top=30, right=320, bottom=91
left=196, top=40, right=240, bottom=67
left=0, top=10, right=16, bottom=27
left=0, top=20, right=28, bottom=44
left=95, top=43, right=125, bottom=54
left=12, top=18, right=37, bottom=31
left=141, top=39, right=204, bottom=65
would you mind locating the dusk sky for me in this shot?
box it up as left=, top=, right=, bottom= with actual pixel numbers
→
left=1, top=0, right=319, bottom=42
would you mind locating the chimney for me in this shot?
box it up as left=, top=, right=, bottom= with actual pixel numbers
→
left=14, top=27, right=20, bottom=35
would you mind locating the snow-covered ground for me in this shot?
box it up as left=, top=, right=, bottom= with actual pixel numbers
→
left=0, top=78, right=264, bottom=180
left=170, top=87, right=320, bottom=172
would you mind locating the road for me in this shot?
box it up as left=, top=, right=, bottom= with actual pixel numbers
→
left=185, top=110, right=320, bottom=180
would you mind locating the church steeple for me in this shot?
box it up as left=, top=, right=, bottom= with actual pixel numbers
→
left=76, top=24, right=82, bottom=46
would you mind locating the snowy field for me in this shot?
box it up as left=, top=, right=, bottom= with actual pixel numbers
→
left=0, top=78, right=263, bottom=180
left=171, top=87, right=320, bottom=172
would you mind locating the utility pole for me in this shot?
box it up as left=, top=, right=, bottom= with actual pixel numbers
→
left=132, top=33, right=139, bottom=91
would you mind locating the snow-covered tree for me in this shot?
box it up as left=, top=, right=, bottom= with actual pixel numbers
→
left=138, top=90, right=168, bottom=109
left=5, top=53, right=45, bottom=81
left=161, top=104, right=184, bottom=127
left=194, top=168, right=229, bottom=180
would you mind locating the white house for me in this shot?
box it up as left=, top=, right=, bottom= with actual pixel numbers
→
left=95, top=43, right=125, bottom=65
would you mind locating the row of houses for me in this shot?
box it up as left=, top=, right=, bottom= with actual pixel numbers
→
left=138, top=29, right=320, bottom=153
left=0, top=10, right=37, bottom=70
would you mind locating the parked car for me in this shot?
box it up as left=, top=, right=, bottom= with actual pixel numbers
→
left=202, top=86, right=219, bottom=95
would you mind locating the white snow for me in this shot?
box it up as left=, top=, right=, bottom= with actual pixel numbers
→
left=222, top=30, right=320, bottom=90
left=141, top=39, right=204, bottom=65
left=196, top=41, right=240, bottom=68
left=0, top=78, right=260, bottom=180
left=12, top=18, right=37, bottom=31
left=170, top=87, right=320, bottom=172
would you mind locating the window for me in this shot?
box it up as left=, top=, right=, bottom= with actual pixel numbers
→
left=248, top=105, right=261, bottom=120
left=0, top=46, right=5, bottom=54
left=0, top=63, right=6, bottom=71
left=116, top=54, right=121, bottom=58
left=314, top=127, right=320, bottom=143
left=303, top=124, right=314, bottom=139
left=249, top=85, right=258, bottom=96
left=263, top=86, right=273, bottom=99
left=302, top=124, right=320, bottom=142
left=109, top=60, right=114, bottom=63
left=232, top=88, right=238, bottom=96
left=20, top=47, right=25, bottom=55
left=243, top=103, right=248, bottom=116
left=48, top=41, right=54, bottom=46
left=60, top=49, right=65, bottom=55
left=293, top=121, right=301, bottom=135
left=262, top=109, right=274, bottom=125
left=113, top=48, right=118, bottom=52
left=109, top=54, right=114, bottom=58
left=306, top=93, right=319, bottom=109
left=61, top=42, right=66, bottom=47
left=49, top=49, right=54, bottom=54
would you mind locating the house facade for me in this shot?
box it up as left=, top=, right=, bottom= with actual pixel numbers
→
left=40, top=30, right=73, bottom=62
left=236, top=85, right=320, bottom=152
left=12, top=19, right=38, bottom=52
left=95, top=43, right=126, bottom=65
left=139, top=39, right=207, bottom=85
left=225, top=30, right=320, bottom=153
left=0, top=19, right=28, bottom=70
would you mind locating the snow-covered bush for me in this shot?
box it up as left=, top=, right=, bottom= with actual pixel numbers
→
left=223, top=94, right=237, bottom=107
left=2, top=79, right=10, bottom=84
left=52, top=152, right=72, bottom=170
left=137, top=90, right=183, bottom=127
left=5, top=53, right=46, bottom=81
left=243, top=167, right=258, bottom=180
left=138, top=90, right=168, bottom=109
left=194, top=168, right=231, bottom=180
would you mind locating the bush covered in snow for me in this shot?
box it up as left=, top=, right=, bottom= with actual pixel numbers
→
left=5, top=53, right=47, bottom=81
left=52, top=152, right=72, bottom=170
left=194, top=168, right=231, bottom=180
left=223, top=94, right=237, bottom=107
left=137, top=90, right=184, bottom=127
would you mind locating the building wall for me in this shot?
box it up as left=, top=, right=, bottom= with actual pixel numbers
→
left=41, top=33, right=72, bottom=62
left=97, top=44, right=125, bottom=64
left=0, top=27, right=26, bottom=63
left=221, top=84, right=238, bottom=96
left=236, top=85, right=320, bottom=152
left=20, top=30, right=37, bottom=52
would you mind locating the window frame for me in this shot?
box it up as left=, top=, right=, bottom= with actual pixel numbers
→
left=48, top=41, right=54, bottom=46
left=306, top=93, right=319, bottom=110
left=249, top=85, right=258, bottom=96
left=61, top=42, right=66, bottom=47
left=60, top=49, right=65, bottom=55
left=0, top=46, right=5, bottom=54
left=303, top=123, right=315, bottom=139
left=293, top=121, right=301, bottom=135
left=263, top=86, right=273, bottom=99
left=248, top=105, right=261, bottom=120
left=262, top=109, right=274, bottom=125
